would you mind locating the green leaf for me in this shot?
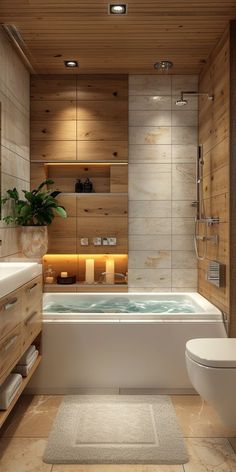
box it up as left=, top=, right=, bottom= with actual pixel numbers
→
left=54, top=206, right=67, bottom=218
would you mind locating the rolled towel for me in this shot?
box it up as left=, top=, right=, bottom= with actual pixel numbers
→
left=0, top=374, right=22, bottom=410
left=18, top=345, right=36, bottom=366
left=13, top=350, right=39, bottom=377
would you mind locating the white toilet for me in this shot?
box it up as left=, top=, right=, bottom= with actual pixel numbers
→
left=185, top=338, right=236, bottom=427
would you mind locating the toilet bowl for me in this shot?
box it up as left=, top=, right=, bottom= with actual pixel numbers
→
left=185, top=338, right=236, bottom=427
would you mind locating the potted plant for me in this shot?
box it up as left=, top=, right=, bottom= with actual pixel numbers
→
left=0, top=179, right=67, bottom=258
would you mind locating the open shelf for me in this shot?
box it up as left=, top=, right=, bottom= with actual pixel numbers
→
left=0, top=356, right=42, bottom=429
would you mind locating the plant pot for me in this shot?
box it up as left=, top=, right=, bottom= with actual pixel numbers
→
left=20, top=226, right=48, bottom=258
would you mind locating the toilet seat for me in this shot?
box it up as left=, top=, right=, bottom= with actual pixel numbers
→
left=186, top=338, right=236, bottom=368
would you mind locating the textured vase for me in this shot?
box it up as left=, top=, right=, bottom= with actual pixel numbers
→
left=20, top=226, right=48, bottom=258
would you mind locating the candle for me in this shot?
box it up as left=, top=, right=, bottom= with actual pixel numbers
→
left=106, top=258, right=115, bottom=284
left=61, top=271, right=68, bottom=278
left=45, top=276, right=54, bottom=284
left=85, top=259, right=94, bottom=284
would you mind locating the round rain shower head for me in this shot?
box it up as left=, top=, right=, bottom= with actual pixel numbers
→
left=175, top=98, right=188, bottom=107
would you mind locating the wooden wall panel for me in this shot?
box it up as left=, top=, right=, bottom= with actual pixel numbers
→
left=30, top=74, right=129, bottom=267
left=198, top=29, right=230, bottom=326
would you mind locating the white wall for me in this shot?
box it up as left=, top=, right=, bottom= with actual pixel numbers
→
left=0, top=27, right=30, bottom=259
left=128, top=75, right=198, bottom=291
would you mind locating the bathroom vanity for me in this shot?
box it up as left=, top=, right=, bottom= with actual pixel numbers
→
left=0, top=263, right=42, bottom=428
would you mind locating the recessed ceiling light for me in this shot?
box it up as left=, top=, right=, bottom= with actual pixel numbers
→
left=109, top=4, right=127, bottom=15
left=64, top=60, right=78, bottom=68
left=154, top=60, right=173, bottom=71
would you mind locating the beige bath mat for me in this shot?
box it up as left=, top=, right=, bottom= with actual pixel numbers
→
left=43, top=395, right=188, bottom=464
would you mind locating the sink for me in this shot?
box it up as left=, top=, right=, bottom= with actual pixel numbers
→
left=0, top=262, right=42, bottom=298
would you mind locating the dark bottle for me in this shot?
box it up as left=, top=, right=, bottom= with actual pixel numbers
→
left=75, top=179, right=84, bottom=193
left=84, top=178, right=93, bottom=193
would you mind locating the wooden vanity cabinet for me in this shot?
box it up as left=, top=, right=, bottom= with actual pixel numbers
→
left=0, top=274, right=43, bottom=427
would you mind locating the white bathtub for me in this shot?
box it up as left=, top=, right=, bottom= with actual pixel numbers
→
left=28, top=292, right=227, bottom=394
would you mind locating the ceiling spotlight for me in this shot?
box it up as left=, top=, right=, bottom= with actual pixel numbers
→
left=109, top=4, right=127, bottom=15
left=64, top=60, right=78, bottom=68
left=154, top=60, right=173, bottom=71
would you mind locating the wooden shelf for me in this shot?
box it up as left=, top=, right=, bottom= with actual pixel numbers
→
left=0, top=356, right=42, bottom=429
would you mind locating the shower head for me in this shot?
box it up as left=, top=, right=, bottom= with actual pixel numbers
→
left=176, top=91, right=214, bottom=107
left=175, top=98, right=188, bottom=107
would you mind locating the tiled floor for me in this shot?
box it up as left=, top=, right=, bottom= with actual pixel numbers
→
left=0, top=395, right=236, bottom=471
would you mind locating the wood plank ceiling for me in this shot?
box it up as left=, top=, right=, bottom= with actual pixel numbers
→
left=0, top=1, right=236, bottom=74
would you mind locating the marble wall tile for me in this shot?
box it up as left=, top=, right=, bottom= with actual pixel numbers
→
left=129, top=218, right=171, bottom=235
left=129, top=250, right=171, bottom=269
left=128, top=268, right=171, bottom=288
left=129, top=144, right=171, bottom=163
left=129, top=126, right=171, bottom=145
left=128, top=287, right=172, bottom=292
left=129, top=173, right=171, bottom=201
left=172, top=217, right=195, bottom=235
left=172, top=126, right=198, bottom=145
left=172, top=110, right=198, bottom=126
left=129, top=235, right=171, bottom=251
left=172, top=201, right=196, bottom=218
left=129, top=201, right=171, bottom=218
left=172, top=235, right=195, bottom=251
left=172, top=144, right=198, bottom=163
left=129, top=95, right=171, bottom=111
left=171, top=75, right=198, bottom=94
left=129, top=75, right=171, bottom=96
left=172, top=164, right=196, bottom=200
left=129, top=163, right=171, bottom=174
left=129, top=110, right=171, bottom=126
left=172, top=269, right=197, bottom=288
left=172, top=251, right=197, bottom=269
left=128, top=75, right=197, bottom=292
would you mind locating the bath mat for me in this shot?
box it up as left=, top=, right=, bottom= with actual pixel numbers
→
left=43, top=395, right=188, bottom=464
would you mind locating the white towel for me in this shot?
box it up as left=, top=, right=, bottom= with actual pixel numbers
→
left=18, top=345, right=36, bottom=365
left=13, top=350, right=39, bottom=377
left=0, top=374, right=22, bottom=410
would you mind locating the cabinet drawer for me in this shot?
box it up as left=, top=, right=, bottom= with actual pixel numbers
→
left=22, top=276, right=42, bottom=318
left=0, top=290, right=22, bottom=341
left=0, top=325, right=22, bottom=380
left=22, top=307, right=42, bottom=350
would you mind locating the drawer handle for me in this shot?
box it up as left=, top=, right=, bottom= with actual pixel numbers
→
left=24, top=310, right=38, bottom=325
left=0, top=334, right=18, bottom=353
left=3, top=298, right=18, bottom=311
left=28, top=283, right=38, bottom=293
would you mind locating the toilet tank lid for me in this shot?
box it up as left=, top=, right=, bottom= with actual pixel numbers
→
left=186, top=338, right=236, bottom=368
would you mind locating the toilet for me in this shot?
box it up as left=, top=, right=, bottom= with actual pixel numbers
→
left=185, top=338, right=236, bottom=427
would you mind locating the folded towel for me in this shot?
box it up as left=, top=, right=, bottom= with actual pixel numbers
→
left=18, top=345, right=36, bottom=366
left=0, top=374, right=22, bottom=410
left=13, top=350, right=39, bottom=377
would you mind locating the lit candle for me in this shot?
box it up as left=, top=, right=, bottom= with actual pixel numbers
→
left=45, top=276, right=54, bottom=284
left=106, top=258, right=115, bottom=284
left=61, top=271, right=68, bottom=278
left=85, top=259, right=94, bottom=284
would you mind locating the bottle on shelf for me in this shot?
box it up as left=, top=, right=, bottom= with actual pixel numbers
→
left=75, top=179, right=84, bottom=193
left=83, top=178, right=93, bottom=193
left=44, top=265, right=56, bottom=284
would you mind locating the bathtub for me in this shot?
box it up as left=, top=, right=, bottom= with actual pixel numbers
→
left=28, top=292, right=227, bottom=394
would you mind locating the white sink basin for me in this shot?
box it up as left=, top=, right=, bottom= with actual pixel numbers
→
left=0, top=262, right=42, bottom=298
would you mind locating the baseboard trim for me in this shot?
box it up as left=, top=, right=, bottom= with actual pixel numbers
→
left=26, top=386, right=196, bottom=395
